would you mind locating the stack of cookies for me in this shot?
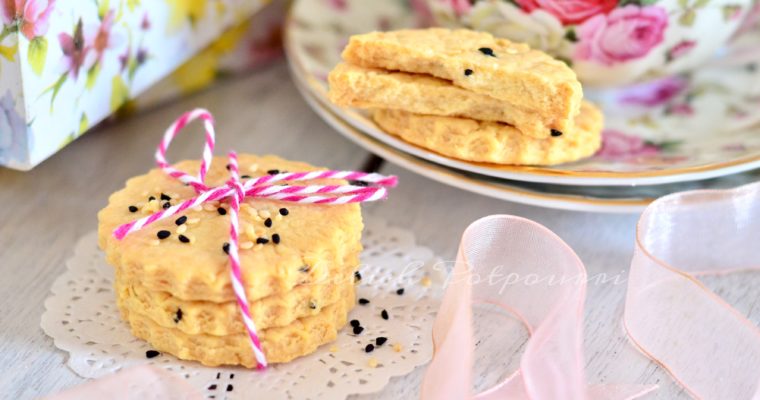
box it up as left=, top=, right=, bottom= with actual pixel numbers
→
left=328, top=28, right=603, bottom=166
left=98, top=154, right=362, bottom=368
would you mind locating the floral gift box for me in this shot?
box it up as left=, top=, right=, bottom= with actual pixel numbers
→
left=0, top=0, right=269, bottom=170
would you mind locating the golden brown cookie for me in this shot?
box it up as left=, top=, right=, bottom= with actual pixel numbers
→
left=373, top=101, right=603, bottom=166
left=117, top=285, right=355, bottom=368
left=328, top=62, right=575, bottom=139
left=114, top=265, right=356, bottom=335
left=341, top=28, right=582, bottom=138
left=98, top=154, right=363, bottom=302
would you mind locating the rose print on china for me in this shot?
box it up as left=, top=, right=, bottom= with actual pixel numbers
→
left=575, top=5, right=668, bottom=66
left=619, top=76, right=687, bottom=107
left=595, top=130, right=661, bottom=160
left=428, top=0, right=753, bottom=86
left=515, top=0, right=616, bottom=25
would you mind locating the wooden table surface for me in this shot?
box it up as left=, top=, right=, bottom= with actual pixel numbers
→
left=2, top=63, right=758, bottom=399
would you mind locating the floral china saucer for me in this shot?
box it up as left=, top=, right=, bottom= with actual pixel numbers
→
left=285, top=0, right=760, bottom=186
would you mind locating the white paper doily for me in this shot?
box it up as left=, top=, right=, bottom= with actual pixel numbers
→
left=41, top=216, right=444, bottom=399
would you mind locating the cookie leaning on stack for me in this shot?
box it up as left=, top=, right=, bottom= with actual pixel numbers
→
left=98, top=154, right=363, bottom=367
left=328, top=28, right=603, bottom=165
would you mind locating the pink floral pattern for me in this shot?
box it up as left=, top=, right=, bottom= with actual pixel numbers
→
left=575, top=5, right=668, bottom=65
left=596, top=130, right=661, bottom=160
left=619, top=76, right=687, bottom=107
left=515, top=0, right=616, bottom=25
left=1, top=0, right=55, bottom=40
left=667, top=39, right=696, bottom=61
left=58, top=19, right=90, bottom=79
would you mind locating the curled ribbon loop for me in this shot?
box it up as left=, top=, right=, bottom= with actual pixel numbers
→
left=421, top=215, right=655, bottom=400
left=625, top=181, right=760, bottom=399
left=113, top=109, right=397, bottom=369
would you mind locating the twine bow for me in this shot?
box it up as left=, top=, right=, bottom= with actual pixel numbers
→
left=113, top=109, right=397, bottom=369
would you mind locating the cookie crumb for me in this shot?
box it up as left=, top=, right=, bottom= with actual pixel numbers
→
left=150, top=239, right=160, bottom=246
left=393, top=343, right=403, bottom=353
left=368, top=358, right=379, bottom=368
left=176, top=224, right=187, bottom=234
left=329, top=345, right=339, bottom=353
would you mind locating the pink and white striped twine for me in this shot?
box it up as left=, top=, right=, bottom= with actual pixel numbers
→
left=113, top=108, right=397, bottom=369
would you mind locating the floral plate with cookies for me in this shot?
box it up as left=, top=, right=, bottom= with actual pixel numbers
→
left=284, top=0, right=760, bottom=187
left=294, top=75, right=760, bottom=213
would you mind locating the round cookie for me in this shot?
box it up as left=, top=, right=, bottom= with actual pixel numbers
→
left=372, top=101, right=603, bottom=166
left=114, top=264, right=356, bottom=335
left=98, top=154, right=363, bottom=302
left=117, top=285, right=355, bottom=368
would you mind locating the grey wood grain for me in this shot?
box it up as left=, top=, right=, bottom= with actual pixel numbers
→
left=1, top=62, right=757, bottom=399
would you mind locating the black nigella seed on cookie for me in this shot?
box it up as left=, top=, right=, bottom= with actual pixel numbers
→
left=208, top=384, right=217, bottom=390
left=354, top=271, right=362, bottom=282
left=128, top=205, right=138, bottom=213
left=160, top=193, right=171, bottom=201
left=174, top=308, right=183, bottom=323
left=279, top=207, right=289, bottom=216
left=162, top=202, right=171, bottom=209
left=267, top=169, right=280, bottom=175
left=376, top=337, right=388, bottom=346
left=381, top=309, right=389, bottom=320
left=309, top=300, right=317, bottom=309
left=178, top=234, right=190, bottom=244
left=264, top=218, right=272, bottom=227
left=299, top=265, right=311, bottom=273
left=353, top=325, right=365, bottom=335
left=396, top=288, right=405, bottom=295
left=350, top=319, right=361, bottom=328
left=365, top=344, right=375, bottom=353
left=225, top=164, right=231, bottom=171
left=551, top=129, right=563, bottom=137
left=478, top=47, right=496, bottom=57
left=241, top=175, right=251, bottom=179
left=358, top=298, right=370, bottom=305
left=222, top=242, right=230, bottom=254
left=148, top=196, right=156, bottom=201
left=157, top=230, right=171, bottom=240
left=256, top=237, right=269, bottom=244
left=146, top=350, right=160, bottom=359
left=175, top=216, right=187, bottom=225
left=464, top=69, right=473, bottom=76
left=226, top=384, right=233, bottom=392
left=217, top=207, right=227, bottom=215
left=272, top=234, right=280, bottom=244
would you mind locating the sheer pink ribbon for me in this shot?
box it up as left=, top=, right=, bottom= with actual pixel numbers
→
left=421, top=181, right=760, bottom=399
left=624, top=181, right=760, bottom=399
